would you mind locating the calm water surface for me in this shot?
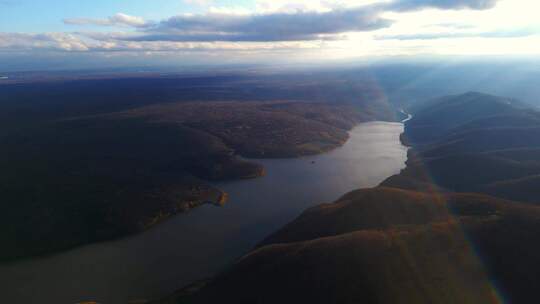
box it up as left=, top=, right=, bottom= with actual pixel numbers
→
left=1, top=121, right=407, bottom=304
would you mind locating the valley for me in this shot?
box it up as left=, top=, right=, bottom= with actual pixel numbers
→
left=4, top=1, right=540, bottom=303
left=0, top=74, right=395, bottom=261
left=4, top=73, right=540, bottom=304
left=0, top=121, right=408, bottom=304
left=165, top=92, right=540, bottom=304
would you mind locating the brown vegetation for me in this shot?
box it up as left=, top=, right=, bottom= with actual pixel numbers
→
left=116, top=101, right=365, bottom=158
left=0, top=83, right=383, bottom=261
left=159, top=92, right=540, bottom=304
left=168, top=187, right=540, bottom=304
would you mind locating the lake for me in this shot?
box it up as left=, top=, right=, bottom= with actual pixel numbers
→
left=0, top=121, right=408, bottom=304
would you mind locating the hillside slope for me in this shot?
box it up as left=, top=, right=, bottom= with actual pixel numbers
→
left=0, top=75, right=392, bottom=262
left=405, top=92, right=529, bottom=144
left=389, top=92, right=540, bottom=203
left=160, top=92, right=540, bottom=304
left=166, top=188, right=540, bottom=304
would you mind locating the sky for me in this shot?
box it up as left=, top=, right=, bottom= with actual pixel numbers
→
left=1, top=0, right=540, bottom=70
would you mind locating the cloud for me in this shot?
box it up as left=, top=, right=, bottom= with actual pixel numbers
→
left=376, top=28, right=540, bottom=40
left=116, top=33, right=343, bottom=42
left=253, top=0, right=500, bottom=13
left=0, top=31, right=322, bottom=55
left=425, top=23, right=476, bottom=30
left=183, top=0, right=214, bottom=6
left=64, top=13, right=151, bottom=28
left=1, top=0, right=504, bottom=57
left=0, top=32, right=90, bottom=51
left=112, top=0, right=502, bottom=43
left=387, top=0, right=500, bottom=11
left=118, top=6, right=391, bottom=42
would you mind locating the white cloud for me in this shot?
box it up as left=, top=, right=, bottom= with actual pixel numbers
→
left=108, top=0, right=504, bottom=44
left=0, top=32, right=90, bottom=51
left=254, top=0, right=385, bottom=13
left=0, top=31, right=321, bottom=54
left=183, top=0, right=214, bottom=6
left=64, top=13, right=150, bottom=28
left=4, top=0, right=540, bottom=62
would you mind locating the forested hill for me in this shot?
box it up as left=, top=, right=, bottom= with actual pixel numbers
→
left=165, top=92, right=540, bottom=304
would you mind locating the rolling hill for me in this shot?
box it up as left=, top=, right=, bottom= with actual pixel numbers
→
left=160, top=92, right=540, bottom=304
left=389, top=92, right=540, bottom=204
left=165, top=188, right=540, bottom=304
left=0, top=75, right=394, bottom=262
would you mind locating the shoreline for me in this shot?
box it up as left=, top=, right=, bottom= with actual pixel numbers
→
left=153, top=120, right=410, bottom=303
left=2, top=116, right=403, bottom=264
left=0, top=118, right=379, bottom=264
left=1, top=120, right=408, bottom=304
